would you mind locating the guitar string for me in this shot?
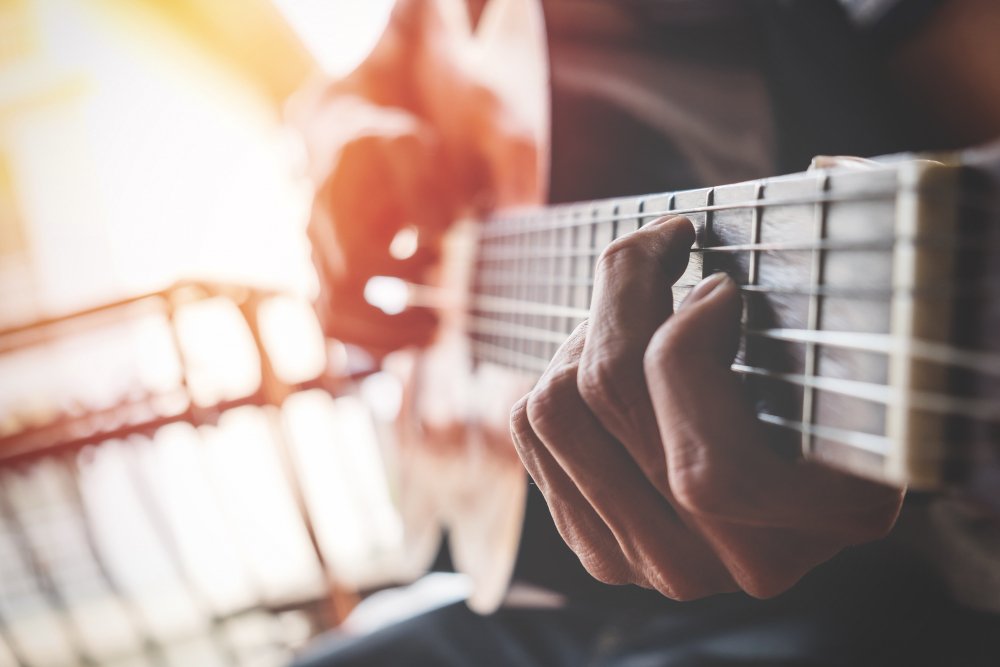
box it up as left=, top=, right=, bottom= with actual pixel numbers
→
left=466, top=338, right=999, bottom=422
left=453, top=287, right=994, bottom=316
left=473, top=338, right=996, bottom=464
left=468, top=339, right=1000, bottom=460
left=462, top=313, right=1000, bottom=377
left=403, top=284, right=1000, bottom=373
left=478, top=189, right=998, bottom=239
left=471, top=270, right=1000, bottom=298
left=469, top=339, right=898, bottom=455
left=475, top=236, right=989, bottom=261
left=479, top=190, right=897, bottom=237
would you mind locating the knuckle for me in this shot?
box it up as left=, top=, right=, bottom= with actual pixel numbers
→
left=525, top=366, right=581, bottom=438
left=576, top=353, right=613, bottom=407
left=595, top=234, right=649, bottom=280
left=567, top=320, right=589, bottom=346
left=633, top=550, right=703, bottom=602
left=669, top=461, right=734, bottom=519
left=644, top=318, right=688, bottom=373
left=547, top=510, right=631, bottom=586
left=577, top=550, right=630, bottom=586
left=508, top=396, right=534, bottom=451
left=577, top=347, right=643, bottom=427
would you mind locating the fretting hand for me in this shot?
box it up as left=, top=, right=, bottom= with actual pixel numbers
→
left=510, top=216, right=905, bottom=599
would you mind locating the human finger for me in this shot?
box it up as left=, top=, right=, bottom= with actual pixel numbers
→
left=645, top=273, right=903, bottom=534
left=509, top=324, right=634, bottom=585
left=522, top=323, right=736, bottom=599
left=311, top=249, right=437, bottom=356
left=576, top=216, right=696, bottom=495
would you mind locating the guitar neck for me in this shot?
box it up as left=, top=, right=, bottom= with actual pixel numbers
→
left=467, top=154, right=1000, bottom=491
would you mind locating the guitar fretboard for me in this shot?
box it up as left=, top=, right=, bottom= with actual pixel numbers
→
left=468, top=158, right=996, bottom=488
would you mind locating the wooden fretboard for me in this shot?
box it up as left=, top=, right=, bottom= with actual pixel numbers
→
left=467, top=156, right=1000, bottom=490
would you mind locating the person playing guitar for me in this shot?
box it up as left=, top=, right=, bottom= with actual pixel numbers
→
left=293, top=0, right=1000, bottom=664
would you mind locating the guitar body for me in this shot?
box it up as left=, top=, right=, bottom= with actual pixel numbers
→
left=383, top=0, right=547, bottom=613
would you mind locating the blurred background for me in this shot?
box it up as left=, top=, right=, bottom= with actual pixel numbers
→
left=0, top=1, right=448, bottom=665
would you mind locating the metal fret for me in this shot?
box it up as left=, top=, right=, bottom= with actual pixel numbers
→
left=748, top=182, right=764, bottom=286
left=801, top=174, right=831, bottom=455
left=702, top=187, right=716, bottom=276
left=618, top=198, right=643, bottom=236
left=515, top=215, right=529, bottom=364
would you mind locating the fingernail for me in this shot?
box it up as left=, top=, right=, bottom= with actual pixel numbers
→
left=683, top=272, right=730, bottom=306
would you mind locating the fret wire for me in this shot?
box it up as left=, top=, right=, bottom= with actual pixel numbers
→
left=703, top=187, right=716, bottom=276
left=524, top=217, right=532, bottom=360
left=509, top=215, right=520, bottom=367
left=547, top=216, right=560, bottom=357
left=525, top=215, right=536, bottom=363
left=465, top=313, right=1000, bottom=377
left=748, top=183, right=764, bottom=287
left=741, top=183, right=765, bottom=392
left=566, top=211, right=580, bottom=335
left=665, top=192, right=678, bottom=230
left=481, top=189, right=903, bottom=238
left=520, top=217, right=528, bottom=367
left=801, top=174, right=831, bottom=455
left=496, top=217, right=504, bottom=363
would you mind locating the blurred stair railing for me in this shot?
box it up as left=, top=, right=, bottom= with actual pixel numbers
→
left=0, top=281, right=373, bottom=667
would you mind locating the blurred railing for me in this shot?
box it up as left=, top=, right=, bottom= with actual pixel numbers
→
left=0, top=281, right=388, bottom=667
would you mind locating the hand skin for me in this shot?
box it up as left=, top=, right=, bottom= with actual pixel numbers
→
left=292, top=0, right=538, bottom=359
left=510, top=216, right=905, bottom=600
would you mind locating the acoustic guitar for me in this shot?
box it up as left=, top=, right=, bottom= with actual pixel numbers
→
left=347, top=0, right=1000, bottom=613
left=467, top=149, right=1000, bottom=496
left=395, top=146, right=1000, bottom=612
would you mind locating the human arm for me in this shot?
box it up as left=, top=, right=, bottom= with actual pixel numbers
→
left=292, top=0, right=538, bottom=358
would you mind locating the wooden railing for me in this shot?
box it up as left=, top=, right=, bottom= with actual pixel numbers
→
left=0, top=281, right=374, bottom=667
